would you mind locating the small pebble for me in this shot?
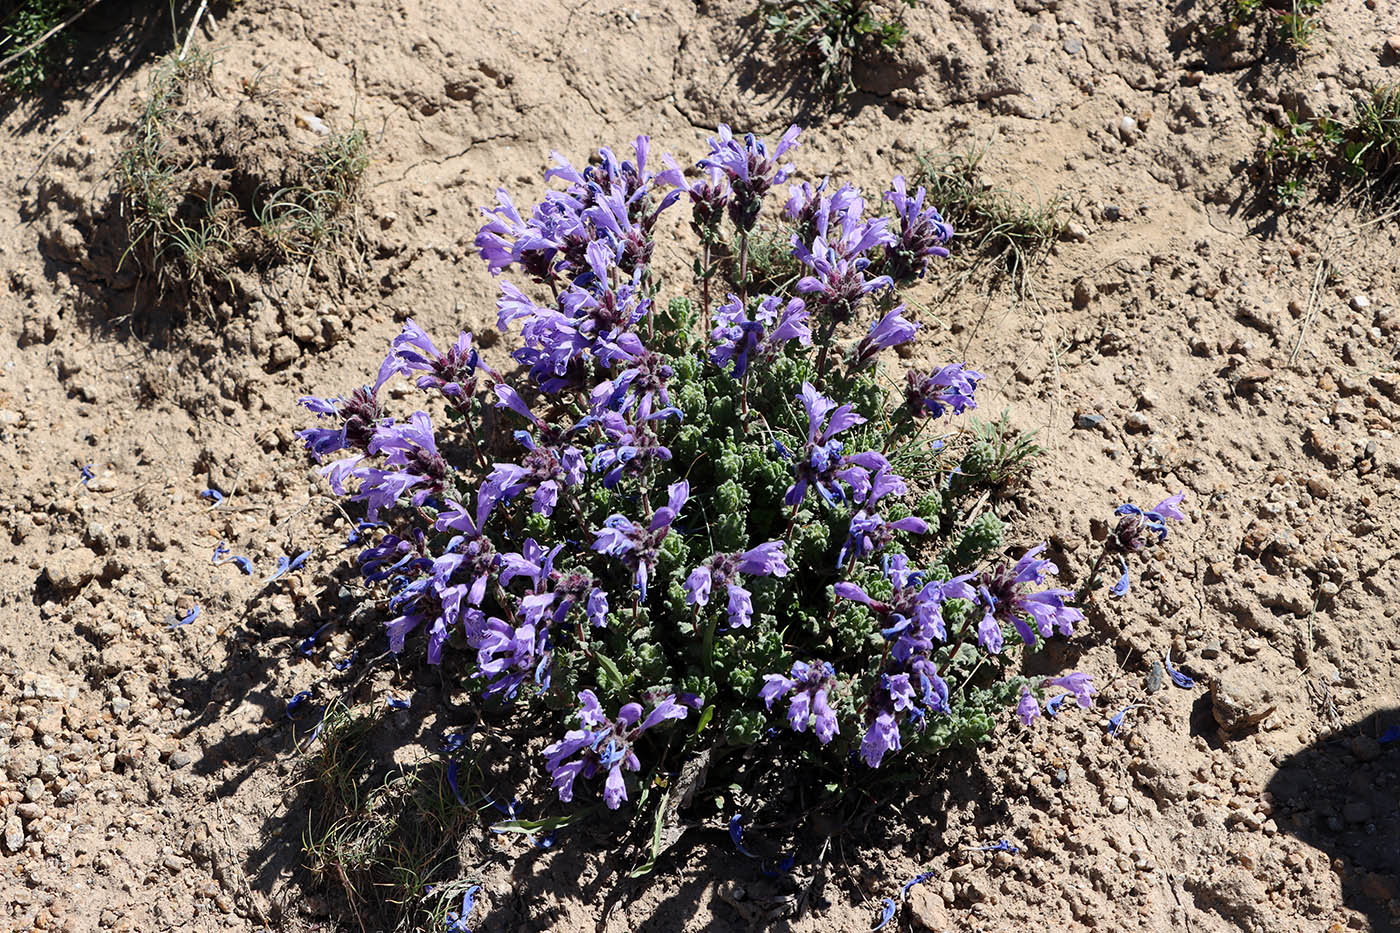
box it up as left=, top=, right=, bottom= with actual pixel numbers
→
left=1075, top=412, right=1105, bottom=430
left=1350, top=294, right=1371, bottom=311
left=1110, top=796, right=1129, bottom=814
left=1145, top=661, right=1165, bottom=695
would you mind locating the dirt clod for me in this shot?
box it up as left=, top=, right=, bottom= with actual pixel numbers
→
left=1211, top=667, right=1278, bottom=732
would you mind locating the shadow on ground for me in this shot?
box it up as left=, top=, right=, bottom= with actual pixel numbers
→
left=1266, top=706, right=1400, bottom=933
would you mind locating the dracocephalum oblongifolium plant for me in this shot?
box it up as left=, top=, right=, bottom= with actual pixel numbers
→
left=297, top=124, right=1175, bottom=849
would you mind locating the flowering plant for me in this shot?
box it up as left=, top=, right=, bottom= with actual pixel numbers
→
left=298, top=124, right=1112, bottom=824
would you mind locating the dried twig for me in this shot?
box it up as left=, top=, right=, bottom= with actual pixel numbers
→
left=1288, top=255, right=1329, bottom=366
left=178, top=0, right=209, bottom=61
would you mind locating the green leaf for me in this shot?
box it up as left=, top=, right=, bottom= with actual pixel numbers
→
left=628, top=787, right=670, bottom=878
left=594, top=651, right=626, bottom=691
left=490, top=812, right=584, bottom=836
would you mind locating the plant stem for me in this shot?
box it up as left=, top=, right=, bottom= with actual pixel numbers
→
left=813, top=318, right=838, bottom=385
left=1076, top=541, right=1113, bottom=604
left=738, top=231, right=750, bottom=298
left=702, top=611, right=718, bottom=675
left=457, top=396, right=489, bottom=471
left=701, top=240, right=712, bottom=338
left=783, top=498, right=801, bottom=544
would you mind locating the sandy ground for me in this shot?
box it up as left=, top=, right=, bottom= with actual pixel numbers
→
left=1, top=0, right=1399, bottom=930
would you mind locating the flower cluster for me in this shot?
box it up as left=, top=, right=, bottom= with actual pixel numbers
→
left=297, top=123, right=1131, bottom=820
left=1105, top=491, right=1186, bottom=596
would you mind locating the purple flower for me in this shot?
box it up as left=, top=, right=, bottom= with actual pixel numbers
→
left=901, top=871, right=936, bottom=899
left=973, top=544, right=1084, bottom=653
left=297, top=621, right=333, bottom=657
left=1045, top=672, right=1097, bottom=708
left=784, top=381, right=883, bottom=506
left=591, top=481, right=689, bottom=601
left=543, top=690, right=688, bottom=809
left=444, top=885, right=479, bottom=933
left=350, top=412, right=452, bottom=519
left=168, top=606, right=200, bottom=629
left=837, top=464, right=927, bottom=565
left=487, top=393, right=590, bottom=517
left=838, top=559, right=977, bottom=768
left=709, top=294, right=811, bottom=379
left=872, top=898, right=896, bottom=931
left=968, top=839, right=1020, bottom=854
left=591, top=349, right=673, bottom=416
left=883, top=174, right=953, bottom=282
left=476, top=135, right=676, bottom=284
left=860, top=710, right=902, bottom=768
left=759, top=660, right=839, bottom=743
left=1111, top=558, right=1131, bottom=597
left=263, top=556, right=292, bottom=585
left=286, top=691, right=312, bottom=717
left=1045, top=693, right=1067, bottom=716
left=583, top=181, right=679, bottom=275
left=591, top=395, right=681, bottom=489
left=381, top=320, right=492, bottom=399
left=586, top=588, right=609, bottom=627
left=1152, top=492, right=1187, bottom=521
left=433, top=490, right=505, bottom=605
left=1164, top=651, right=1195, bottom=689
left=792, top=233, right=894, bottom=325
left=297, top=385, right=390, bottom=460
left=1017, top=686, right=1041, bottom=727
left=904, top=363, right=984, bottom=420
left=660, top=155, right=730, bottom=238
left=836, top=556, right=974, bottom=664
left=698, top=123, right=801, bottom=231
left=1111, top=491, right=1186, bottom=552
left=783, top=177, right=866, bottom=244
left=851, top=306, right=918, bottom=369
left=471, top=611, right=549, bottom=698
left=1107, top=703, right=1145, bottom=736
left=685, top=541, right=789, bottom=628
left=475, top=186, right=589, bottom=283
left=492, top=538, right=605, bottom=662
left=728, top=813, right=758, bottom=858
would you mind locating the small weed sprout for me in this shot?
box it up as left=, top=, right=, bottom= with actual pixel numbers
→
left=302, top=702, right=476, bottom=926
left=951, top=410, right=1043, bottom=497
left=116, top=47, right=369, bottom=315
left=759, top=0, right=914, bottom=102
left=1261, top=86, right=1400, bottom=207
left=117, top=47, right=221, bottom=301
left=1216, top=0, right=1325, bottom=52
left=255, top=125, right=370, bottom=261
left=297, top=123, right=1183, bottom=890
left=910, top=149, right=1067, bottom=296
